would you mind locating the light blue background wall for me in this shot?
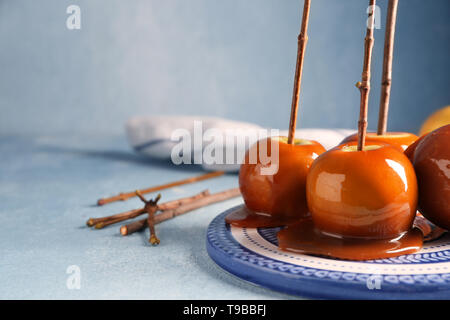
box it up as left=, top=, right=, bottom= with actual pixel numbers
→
left=0, top=0, right=449, bottom=136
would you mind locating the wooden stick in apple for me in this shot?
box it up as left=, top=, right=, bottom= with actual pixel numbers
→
left=287, top=0, right=312, bottom=144
left=357, top=0, right=377, bottom=151
left=377, top=0, right=399, bottom=135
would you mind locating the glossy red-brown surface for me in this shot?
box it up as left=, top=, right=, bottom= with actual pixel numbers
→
left=404, top=134, right=426, bottom=162
left=413, top=125, right=450, bottom=230
left=306, top=144, right=418, bottom=239
left=277, top=144, right=422, bottom=260
left=340, top=132, right=418, bottom=151
left=225, top=137, right=325, bottom=228
left=277, top=219, right=423, bottom=260
left=224, top=205, right=309, bottom=228
left=413, top=213, right=447, bottom=242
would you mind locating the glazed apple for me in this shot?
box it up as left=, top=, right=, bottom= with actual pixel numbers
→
left=306, top=143, right=418, bottom=239
left=412, top=124, right=450, bottom=230
left=404, top=134, right=426, bottom=162
left=340, top=132, right=418, bottom=151
left=277, top=143, right=422, bottom=260
left=225, top=136, right=326, bottom=227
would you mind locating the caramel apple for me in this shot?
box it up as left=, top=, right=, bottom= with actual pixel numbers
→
left=340, top=131, right=418, bottom=151
left=404, top=134, right=426, bottom=162
left=277, top=144, right=423, bottom=260
left=277, top=1, right=423, bottom=260
left=411, top=124, right=450, bottom=230
left=225, top=136, right=325, bottom=228
left=307, top=144, right=417, bottom=238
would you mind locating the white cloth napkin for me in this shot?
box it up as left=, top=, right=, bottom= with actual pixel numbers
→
left=126, top=115, right=355, bottom=172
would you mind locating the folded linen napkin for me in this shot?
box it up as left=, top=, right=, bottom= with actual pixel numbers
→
left=126, top=115, right=355, bottom=172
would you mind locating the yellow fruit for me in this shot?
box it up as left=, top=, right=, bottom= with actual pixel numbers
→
left=419, top=105, right=450, bottom=135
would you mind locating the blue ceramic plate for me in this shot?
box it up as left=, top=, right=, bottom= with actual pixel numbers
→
left=206, top=205, right=450, bottom=299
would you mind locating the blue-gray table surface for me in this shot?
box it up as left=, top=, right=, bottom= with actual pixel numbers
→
left=0, top=133, right=295, bottom=299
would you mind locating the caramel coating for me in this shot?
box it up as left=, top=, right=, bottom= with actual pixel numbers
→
left=227, top=137, right=325, bottom=227
left=413, top=125, right=450, bottom=230
left=404, top=134, right=426, bottom=161
left=340, top=132, right=418, bottom=151
left=306, top=144, right=418, bottom=239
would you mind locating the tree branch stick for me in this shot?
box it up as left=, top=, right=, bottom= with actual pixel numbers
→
left=377, top=0, right=398, bottom=135
left=94, top=208, right=146, bottom=229
left=96, top=171, right=224, bottom=206
left=357, top=0, right=377, bottom=151
left=120, top=218, right=147, bottom=236
left=120, top=188, right=241, bottom=236
left=87, top=208, right=146, bottom=227
left=158, top=190, right=210, bottom=210
left=87, top=190, right=210, bottom=227
left=147, top=206, right=159, bottom=245
left=287, top=0, right=312, bottom=144
left=155, top=187, right=241, bottom=222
